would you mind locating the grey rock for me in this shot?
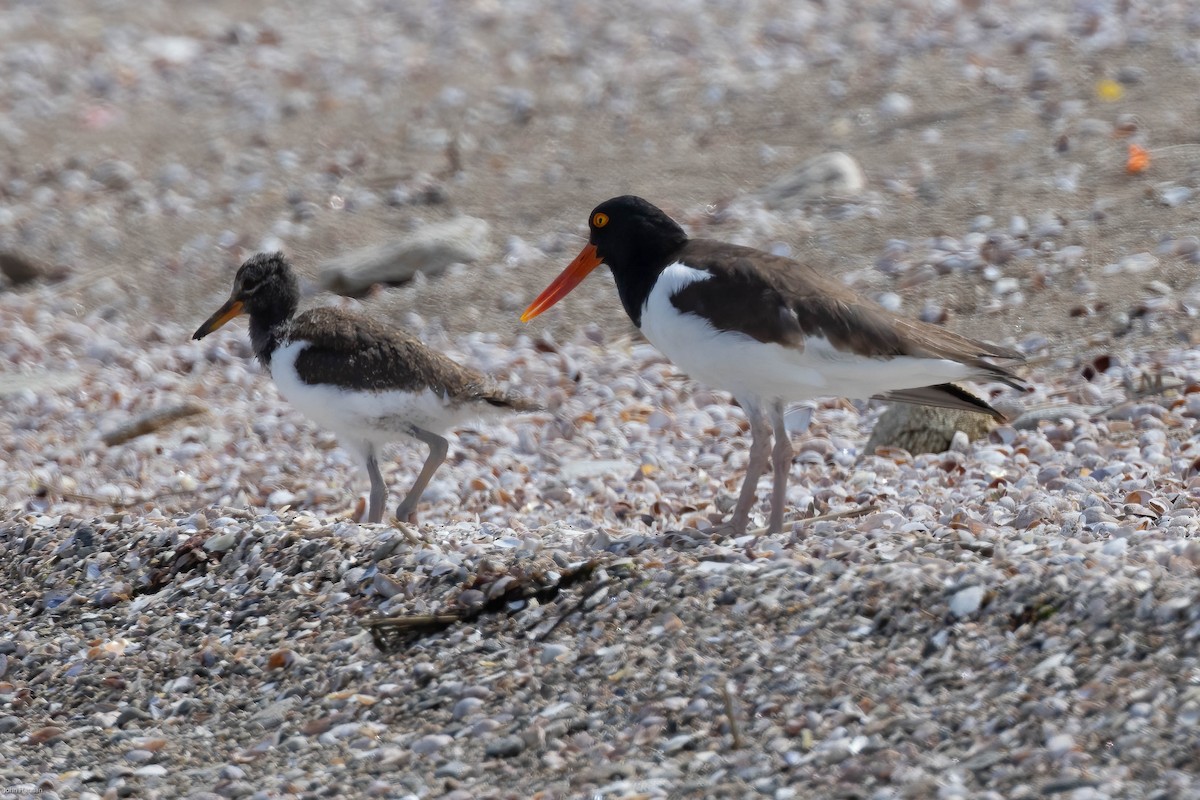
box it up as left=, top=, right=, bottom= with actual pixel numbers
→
left=878, top=92, right=914, bottom=118
left=484, top=735, right=525, bottom=758
left=452, top=697, right=484, bottom=720
left=864, top=399, right=995, bottom=455
left=214, top=781, right=255, bottom=799
left=91, top=160, right=138, bottom=190
left=435, top=760, right=472, bottom=779
left=1157, top=186, right=1193, bottom=207
left=950, top=585, right=985, bottom=618
left=125, top=749, right=155, bottom=763
left=319, top=217, right=492, bottom=297
left=0, top=716, right=25, bottom=734
left=758, top=152, right=867, bottom=209
left=0, top=251, right=47, bottom=286
left=410, top=733, right=452, bottom=755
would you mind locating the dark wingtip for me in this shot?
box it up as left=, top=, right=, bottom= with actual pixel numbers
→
left=939, top=382, right=1009, bottom=422
left=879, top=382, right=1009, bottom=421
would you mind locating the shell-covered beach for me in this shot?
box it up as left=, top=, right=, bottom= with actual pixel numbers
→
left=2, top=1, right=1200, bottom=797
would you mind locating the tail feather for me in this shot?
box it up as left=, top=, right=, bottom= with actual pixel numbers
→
left=975, top=362, right=1028, bottom=394
left=875, top=383, right=1010, bottom=422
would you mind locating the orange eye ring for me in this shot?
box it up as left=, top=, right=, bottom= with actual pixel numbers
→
left=592, top=212, right=609, bottom=228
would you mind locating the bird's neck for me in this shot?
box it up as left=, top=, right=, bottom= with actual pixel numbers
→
left=608, top=242, right=684, bottom=328
left=247, top=298, right=296, bottom=368
left=611, top=264, right=665, bottom=328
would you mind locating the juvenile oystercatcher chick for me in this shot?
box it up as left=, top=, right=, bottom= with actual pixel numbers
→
left=195, top=252, right=539, bottom=524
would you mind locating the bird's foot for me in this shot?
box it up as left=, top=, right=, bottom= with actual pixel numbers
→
left=392, top=503, right=419, bottom=526
left=695, top=515, right=749, bottom=543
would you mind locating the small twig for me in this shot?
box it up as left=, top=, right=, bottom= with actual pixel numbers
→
left=800, top=503, right=879, bottom=524
left=57, top=484, right=219, bottom=508
left=366, top=560, right=607, bottom=652
left=534, top=579, right=618, bottom=642
left=722, top=680, right=744, bottom=750
left=393, top=522, right=423, bottom=546
left=362, top=614, right=463, bottom=651
left=747, top=503, right=878, bottom=538
left=102, top=401, right=207, bottom=446
left=363, top=614, right=462, bottom=630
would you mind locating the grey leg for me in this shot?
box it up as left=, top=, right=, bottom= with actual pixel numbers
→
left=768, top=400, right=793, bottom=535
left=395, top=426, right=449, bottom=523
left=730, top=398, right=771, bottom=536
left=364, top=446, right=387, bottom=524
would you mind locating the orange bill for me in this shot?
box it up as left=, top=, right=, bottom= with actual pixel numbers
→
left=520, top=243, right=603, bottom=322
left=192, top=298, right=245, bottom=340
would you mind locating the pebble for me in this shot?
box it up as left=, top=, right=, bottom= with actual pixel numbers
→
left=878, top=92, right=914, bottom=118
left=318, top=217, right=493, bottom=297
left=435, top=760, right=472, bottom=779
left=949, top=585, right=986, bottom=618
left=91, top=160, right=137, bottom=191
left=134, top=765, right=169, bottom=777
left=484, top=736, right=526, bottom=758
left=757, top=152, right=867, bottom=208
left=0, top=716, right=24, bottom=734
left=452, top=697, right=484, bottom=720
left=0, top=251, right=48, bottom=286
left=1107, top=252, right=1158, bottom=274
left=1158, top=186, right=1194, bottom=207
left=876, top=292, right=902, bottom=312
left=410, top=734, right=453, bottom=755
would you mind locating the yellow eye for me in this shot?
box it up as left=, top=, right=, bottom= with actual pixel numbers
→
left=592, top=212, right=609, bottom=228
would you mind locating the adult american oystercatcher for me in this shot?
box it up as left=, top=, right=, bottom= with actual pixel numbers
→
left=194, top=252, right=539, bottom=524
left=522, top=196, right=1025, bottom=535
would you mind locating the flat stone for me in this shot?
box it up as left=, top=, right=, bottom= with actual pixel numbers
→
left=410, top=733, right=452, bottom=755
left=0, top=251, right=47, bottom=286
left=865, top=399, right=995, bottom=455
left=758, top=152, right=867, bottom=209
left=950, top=585, right=986, bottom=618
left=319, top=216, right=492, bottom=297
left=484, top=735, right=525, bottom=758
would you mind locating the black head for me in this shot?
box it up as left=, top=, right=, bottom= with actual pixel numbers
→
left=586, top=195, right=688, bottom=273
left=521, top=196, right=689, bottom=326
left=193, top=251, right=300, bottom=340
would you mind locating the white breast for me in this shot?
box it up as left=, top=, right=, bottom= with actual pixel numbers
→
left=639, top=263, right=977, bottom=404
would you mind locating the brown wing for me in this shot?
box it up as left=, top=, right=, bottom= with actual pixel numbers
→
left=674, top=239, right=1026, bottom=390
left=288, top=307, right=539, bottom=410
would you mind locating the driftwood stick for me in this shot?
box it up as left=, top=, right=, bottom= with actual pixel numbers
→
left=746, top=503, right=878, bottom=538
left=58, top=484, right=218, bottom=508
left=102, top=401, right=207, bottom=446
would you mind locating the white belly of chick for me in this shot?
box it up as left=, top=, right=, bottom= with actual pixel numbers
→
left=269, top=340, right=472, bottom=441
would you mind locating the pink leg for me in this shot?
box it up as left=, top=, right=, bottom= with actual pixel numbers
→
left=768, top=401, right=793, bottom=535
left=730, top=398, right=771, bottom=535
